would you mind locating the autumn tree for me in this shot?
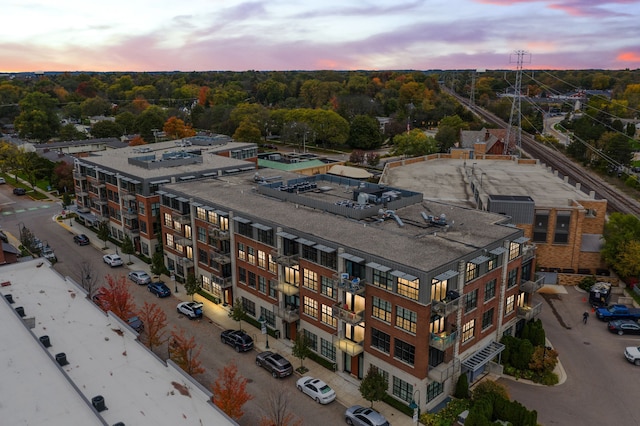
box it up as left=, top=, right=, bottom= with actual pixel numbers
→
left=94, top=274, right=137, bottom=320
left=259, top=383, right=303, bottom=426
left=228, top=297, right=246, bottom=330
left=139, top=302, right=168, bottom=351
left=212, top=361, right=253, bottom=420
left=359, top=365, right=388, bottom=408
left=163, top=116, right=196, bottom=139
left=168, top=329, right=206, bottom=376
left=129, top=135, right=147, bottom=146
left=51, top=161, right=74, bottom=193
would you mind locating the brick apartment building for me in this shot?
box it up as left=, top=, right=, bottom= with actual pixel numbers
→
left=157, top=170, right=541, bottom=413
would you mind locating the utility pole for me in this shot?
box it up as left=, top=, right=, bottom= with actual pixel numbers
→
left=504, top=50, right=531, bottom=156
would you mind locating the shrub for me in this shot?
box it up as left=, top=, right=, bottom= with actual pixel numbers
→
left=455, top=373, right=470, bottom=399
left=472, top=380, right=510, bottom=402
left=578, top=275, right=597, bottom=292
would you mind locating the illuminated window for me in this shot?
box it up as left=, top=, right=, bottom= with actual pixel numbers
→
left=237, top=243, right=246, bottom=261
left=509, top=241, right=520, bottom=260
left=321, top=276, right=336, bottom=299
left=395, top=306, right=417, bottom=333
left=257, top=250, right=267, bottom=268
left=431, top=279, right=447, bottom=302
left=166, top=233, right=174, bottom=248
left=505, top=295, right=515, bottom=314
left=397, top=277, right=419, bottom=300
left=321, top=304, right=337, bottom=328
left=303, top=296, right=318, bottom=319
left=465, top=262, right=479, bottom=282
left=462, top=319, right=475, bottom=343
left=372, top=296, right=392, bottom=322
left=372, top=269, right=393, bottom=290
left=303, top=269, right=318, bottom=291
left=247, top=246, right=256, bottom=264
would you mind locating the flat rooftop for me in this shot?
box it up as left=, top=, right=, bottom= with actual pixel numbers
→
left=0, top=260, right=236, bottom=426
left=163, top=171, right=520, bottom=273
left=78, top=139, right=256, bottom=179
left=383, top=158, right=596, bottom=208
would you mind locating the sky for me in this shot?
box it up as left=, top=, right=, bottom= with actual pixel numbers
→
left=2, top=0, right=640, bottom=72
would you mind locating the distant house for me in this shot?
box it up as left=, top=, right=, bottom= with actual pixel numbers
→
left=457, top=128, right=515, bottom=157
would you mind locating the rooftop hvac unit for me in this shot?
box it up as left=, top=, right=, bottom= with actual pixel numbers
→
left=92, top=395, right=107, bottom=412
left=39, top=335, right=51, bottom=348
left=15, top=306, right=25, bottom=317
left=55, top=352, right=69, bottom=366
left=4, top=294, right=14, bottom=304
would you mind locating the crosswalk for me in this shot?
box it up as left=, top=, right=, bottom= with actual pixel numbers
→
left=1, top=204, right=52, bottom=215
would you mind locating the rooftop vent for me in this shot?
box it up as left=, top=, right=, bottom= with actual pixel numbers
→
left=55, top=352, right=68, bottom=366
left=15, top=306, right=25, bottom=317
left=39, top=335, right=51, bottom=348
left=92, top=395, right=107, bottom=412
left=4, top=294, right=14, bottom=304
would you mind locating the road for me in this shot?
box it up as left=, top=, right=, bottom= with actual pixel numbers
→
left=0, top=186, right=347, bottom=426
left=543, top=115, right=570, bottom=145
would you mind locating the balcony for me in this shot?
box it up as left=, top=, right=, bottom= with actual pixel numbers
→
left=93, top=180, right=106, bottom=189
left=174, top=235, right=191, bottom=247
left=428, top=357, right=460, bottom=383
left=120, top=190, right=136, bottom=201
left=76, top=190, right=89, bottom=197
left=93, top=198, right=108, bottom=206
left=520, top=275, right=544, bottom=293
left=273, top=302, right=300, bottom=322
left=270, top=279, right=299, bottom=296
left=430, top=331, right=458, bottom=351
left=172, top=213, right=190, bottom=225
left=516, top=302, right=542, bottom=321
left=333, top=273, right=365, bottom=295
left=521, top=244, right=536, bottom=262
left=209, top=226, right=230, bottom=241
left=270, top=250, right=299, bottom=267
left=332, top=303, right=364, bottom=324
left=209, top=249, right=231, bottom=265
left=432, top=291, right=462, bottom=316
left=122, top=209, right=138, bottom=219
left=73, top=171, right=86, bottom=180
left=332, top=331, right=364, bottom=357
left=212, top=275, right=233, bottom=289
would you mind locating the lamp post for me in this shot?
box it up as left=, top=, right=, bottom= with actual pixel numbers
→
left=409, top=388, right=421, bottom=426
left=258, top=315, right=269, bottom=349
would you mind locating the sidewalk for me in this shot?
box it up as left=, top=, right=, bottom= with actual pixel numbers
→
left=55, top=216, right=414, bottom=425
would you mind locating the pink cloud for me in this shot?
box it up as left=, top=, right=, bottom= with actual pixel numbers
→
left=475, top=0, right=635, bottom=17
left=617, top=51, right=640, bottom=62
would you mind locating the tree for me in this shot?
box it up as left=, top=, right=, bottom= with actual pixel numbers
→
left=136, top=105, right=167, bottom=142
left=455, top=372, right=470, bottom=399
left=471, top=380, right=510, bottom=402
left=258, top=383, right=303, bottom=426
left=163, top=116, right=196, bottom=139
left=91, top=120, right=123, bottom=138
left=348, top=114, right=382, bottom=150
left=78, top=260, right=99, bottom=297
left=367, top=152, right=380, bottom=167
left=168, top=329, right=206, bottom=376
left=528, top=346, right=558, bottom=374
left=349, top=150, right=366, bottom=164
left=62, top=192, right=72, bottom=209
left=19, top=225, right=36, bottom=253
left=59, top=123, right=88, bottom=141
left=138, top=302, right=168, bottom=351
left=14, top=92, right=60, bottom=142
left=97, top=221, right=110, bottom=249
left=359, top=365, right=388, bottom=408
left=121, top=234, right=135, bottom=264
left=129, top=135, right=147, bottom=146
left=184, top=273, right=200, bottom=301
left=228, top=297, right=246, bottom=330
left=601, top=213, right=640, bottom=277
left=233, top=118, right=262, bottom=143
left=292, top=331, right=311, bottom=372
left=52, top=161, right=74, bottom=193
left=392, top=129, right=438, bottom=157
left=150, top=250, right=168, bottom=277
left=94, top=274, right=137, bottom=320
left=212, top=361, right=253, bottom=420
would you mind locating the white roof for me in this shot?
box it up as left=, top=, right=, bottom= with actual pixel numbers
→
left=0, top=260, right=236, bottom=426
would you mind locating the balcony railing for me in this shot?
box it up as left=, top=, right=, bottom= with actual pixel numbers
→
left=520, top=275, right=544, bottom=293
left=333, top=273, right=366, bottom=295
left=209, top=226, right=230, bottom=241
left=270, top=279, right=299, bottom=296
left=212, top=275, right=233, bottom=289
left=332, top=303, right=364, bottom=324
left=209, top=250, right=231, bottom=264
left=93, top=198, right=108, bottom=206
left=428, top=357, right=460, bottom=382
left=521, top=244, right=536, bottom=261
left=172, top=213, right=190, bottom=225
left=270, top=250, right=299, bottom=267
left=273, top=302, right=300, bottom=323
left=432, top=291, right=462, bottom=316
left=174, top=235, right=192, bottom=247
left=122, top=209, right=138, bottom=219
left=73, top=171, right=86, bottom=180
left=332, top=331, right=364, bottom=356
left=430, top=331, right=458, bottom=351
left=516, top=302, right=542, bottom=321
left=120, top=190, right=136, bottom=201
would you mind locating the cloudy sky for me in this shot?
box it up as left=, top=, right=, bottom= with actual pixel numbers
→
left=2, top=0, right=639, bottom=72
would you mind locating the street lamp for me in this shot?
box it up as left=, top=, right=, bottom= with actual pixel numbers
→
left=409, top=388, right=421, bottom=426
left=258, top=315, right=269, bottom=349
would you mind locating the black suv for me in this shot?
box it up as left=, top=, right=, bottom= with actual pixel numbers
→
left=221, top=329, right=254, bottom=352
left=255, top=351, right=293, bottom=378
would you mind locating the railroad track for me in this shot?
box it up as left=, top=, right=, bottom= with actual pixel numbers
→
left=443, top=86, right=640, bottom=216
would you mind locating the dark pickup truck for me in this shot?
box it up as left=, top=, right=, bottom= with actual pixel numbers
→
left=595, top=304, right=640, bottom=321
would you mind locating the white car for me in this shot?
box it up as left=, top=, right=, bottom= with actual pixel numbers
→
left=176, top=301, right=203, bottom=319
left=103, top=254, right=124, bottom=267
left=624, top=346, right=640, bottom=366
left=41, top=246, right=56, bottom=261
left=128, top=270, right=151, bottom=285
left=296, top=376, right=336, bottom=404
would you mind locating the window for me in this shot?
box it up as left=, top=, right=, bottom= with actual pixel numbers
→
left=268, top=254, right=277, bottom=274
left=260, top=306, right=276, bottom=327
left=257, top=250, right=267, bottom=269
left=464, top=289, right=478, bottom=313
left=248, top=271, right=256, bottom=288
left=284, top=265, right=299, bottom=285
left=465, top=262, right=479, bottom=282
left=196, top=206, right=206, bottom=220
left=237, top=243, right=246, bottom=261
left=268, top=282, right=277, bottom=299
left=302, top=244, right=317, bottom=262
left=320, top=250, right=337, bottom=270
left=303, top=329, right=318, bottom=351
left=462, top=319, right=475, bottom=343
left=237, top=221, right=252, bottom=238
left=197, top=226, right=206, bottom=242
left=555, top=211, right=571, bottom=244
left=166, top=233, right=174, bottom=248
left=303, top=296, right=318, bottom=319
left=509, top=241, right=520, bottom=260
left=397, top=277, right=419, bottom=300
left=321, top=304, right=337, bottom=328
left=321, top=276, right=336, bottom=299
left=430, top=314, right=445, bottom=334
left=505, top=294, right=515, bottom=314
left=394, top=339, right=415, bottom=365
left=303, top=269, right=318, bottom=291
left=431, top=279, right=447, bottom=302
left=238, top=267, right=246, bottom=284
left=395, top=306, right=417, bottom=333
left=372, top=269, right=393, bottom=290
left=482, top=308, right=494, bottom=330
left=257, top=228, right=274, bottom=246
left=427, top=381, right=444, bottom=402
left=151, top=202, right=160, bottom=217
left=164, top=212, right=173, bottom=227
left=198, top=248, right=208, bottom=264
left=484, top=279, right=496, bottom=301
left=140, top=221, right=147, bottom=234
left=533, top=211, right=549, bottom=243
left=241, top=297, right=255, bottom=317
left=320, top=338, right=336, bottom=361
left=138, top=202, right=145, bottom=215
left=258, top=276, right=267, bottom=294
left=507, top=269, right=518, bottom=288
left=371, top=328, right=391, bottom=353
left=371, top=365, right=389, bottom=386
left=247, top=246, right=256, bottom=264
left=372, top=296, right=392, bottom=323
left=392, top=376, right=413, bottom=403
left=487, top=253, right=498, bottom=271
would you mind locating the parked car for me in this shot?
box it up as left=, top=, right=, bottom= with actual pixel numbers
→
left=103, top=254, right=124, bottom=267
left=41, top=246, right=56, bottom=262
left=147, top=281, right=171, bottom=298
left=595, top=304, right=640, bottom=321
left=296, top=376, right=336, bottom=404
left=624, top=346, right=640, bottom=366
left=13, top=188, right=26, bottom=195
left=0, top=177, right=5, bottom=184
left=221, top=329, right=254, bottom=352
left=73, top=234, right=90, bottom=245
left=176, top=301, right=203, bottom=319
left=608, top=319, right=640, bottom=335
left=255, top=351, right=293, bottom=378
left=126, top=315, right=144, bottom=332
left=345, top=405, right=390, bottom=426
left=128, top=270, right=152, bottom=285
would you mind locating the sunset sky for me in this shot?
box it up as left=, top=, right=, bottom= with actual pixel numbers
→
left=2, top=0, right=639, bottom=72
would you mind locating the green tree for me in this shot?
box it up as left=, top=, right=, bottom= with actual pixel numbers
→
left=348, top=114, right=382, bottom=150
left=62, top=192, right=72, bottom=209
left=292, top=331, right=311, bottom=372
left=233, top=118, right=262, bottom=143
left=228, top=297, right=246, bottom=330
left=121, top=234, right=135, bottom=263
left=91, top=120, right=123, bottom=138
left=59, top=123, right=88, bottom=141
left=184, top=273, right=200, bottom=301
left=455, top=373, right=470, bottom=399
left=97, top=221, right=110, bottom=249
left=359, top=365, right=387, bottom=408
left=392, top=129, right=438, bottom=157
left=150, top=250, right=168, bottom=277
left=80, top=96, right=111, bottom=117
left=601, top=213, right=640, bottom=276
left=135, top=105, right=167, bottom=142
left=14, top=92, right=60, bottom=142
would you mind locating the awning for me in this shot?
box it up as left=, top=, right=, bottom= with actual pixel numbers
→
left=233, top=216, right=251, bottom=224
left=462, top=341, right=505, bottom=371
left=191, top=202, right=202, bottom=207
left=176, top=197, right=189, bottom=203
left=120, top=176, right=132, bottom=182
left=339, top=253, right=365, bottom=263
left=130, top=179, right=141, bottom=185
left=434, top=270, right=458, bottom=282
left=150, top=179, right=171, bottom=185
left=252, top=223, right=272, bottom=231
left=366, top=262, right=391, bottom=272
left=215, top=210, right=228, bottom=217
left=391, top=270, right=417, bottom=281
left=276, top=231, right=297, bottom=240
left=513, top=236, right=530, bottom=244
left=165, top=193, right=177, bottom=198
left=490, top=247, right=507, bottom=255
left=201, top=172, right=217, bottom=177
left=179, top=175, right=195, bottom=181
left=203, top=205, right=214, bottom=211
left=470, top=255, right=490, bottom=265
left=314, top=244, right=336, bottom=253
left=296, top=238, right=316, bottom=246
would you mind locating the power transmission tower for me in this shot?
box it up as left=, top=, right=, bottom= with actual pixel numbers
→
left=504, top=50, right=531, bottom=155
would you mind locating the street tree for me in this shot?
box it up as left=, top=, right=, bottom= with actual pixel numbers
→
left=138, top=302, right=168, bottom=351
left=258, top=383, right=303, bottom=426
left=292, top=331, right=311, bottom=372
left=78, top=260, right=99, bottom=297
left=168, top=329, right=206, bottom=376
left=184, top=273, right=200, bottom=301
left=228, top=297, right=246, bottom=330
left=359, top=365, right=387, bottom=408
left=97, top=221, right=110, bottom=249
left=94, top=274, right=137, bottom=321
left=150, top=250, right=168, bottom=277
left=53, top=162, right=74, bottom=194
left=121, top=234, right=135, bottom=264
left=212, top=361, right=253, bottom=420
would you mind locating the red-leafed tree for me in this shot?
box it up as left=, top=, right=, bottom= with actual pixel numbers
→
left=212, top=361, right=253, bottom=419
left=129, top=135, right=147, bottom=146
left=163, top=116, right=196, bottom=139
left=168, top=329, right=206, bottom=376
left=94, top=274, right=137, bottom=320
left=198, top=86, right=210, bottom=106
left=138, top=302, right=168, bottom=351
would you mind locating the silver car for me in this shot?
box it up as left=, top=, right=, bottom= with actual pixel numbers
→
left=128, top=270, right=151, bottom=285
left=345, top=405, right=390, bottom=426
